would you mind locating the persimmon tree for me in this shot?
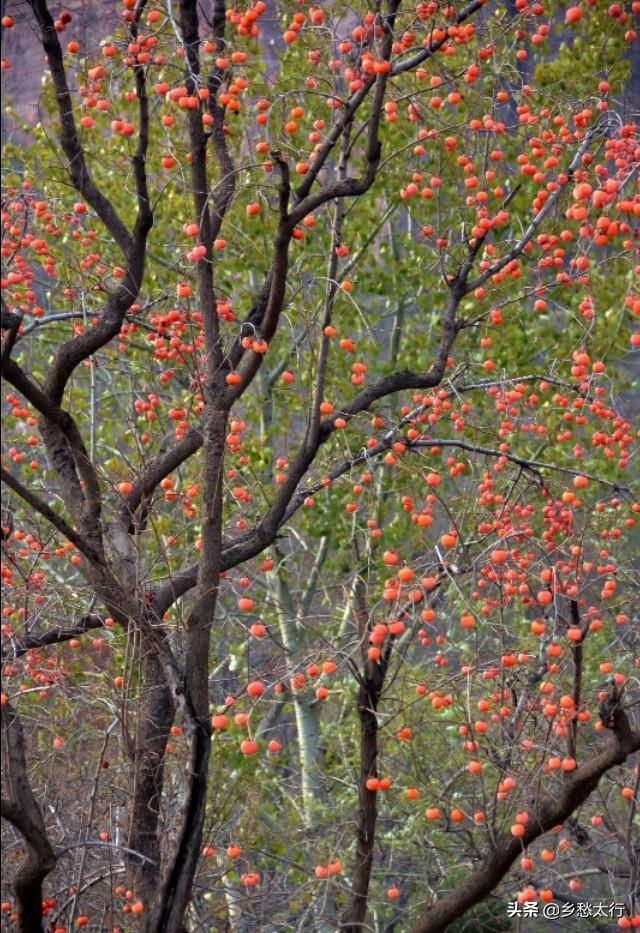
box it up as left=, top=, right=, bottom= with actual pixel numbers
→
left=1, top=0, right=639, bottom=931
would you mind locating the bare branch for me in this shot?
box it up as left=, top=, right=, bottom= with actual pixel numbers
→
left=391, top=0, right=488, bottom=76
left=27, top=0, right=133, bottom=254
left=1, top=356, right=104, bottom=551
left=466, top=124, right=602, bottom=293
left=1, top=466, right=103, bottom=565
left=121, top=429, right=203, bottom=528
left=412, top=704, right=640, bottom=933
left=1, top=614, right=104, bottom=659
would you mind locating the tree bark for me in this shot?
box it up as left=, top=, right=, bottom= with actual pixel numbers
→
left=295, top=699, right=325, bottom=818
left=341, top=661, right=386, bottom=931
left=1, top=701, right=57, bottom=933
left=412, top=706, right=640, bottom=933
left=127, top=640, right=176, bottom=905
left=144, top=1, right=228, bottom=926
left=145, top=720, right=211, bottom=933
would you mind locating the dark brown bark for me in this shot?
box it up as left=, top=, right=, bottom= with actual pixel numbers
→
left=145, top=3, right=228, bottom=929
left=341, top=657, right=388, bottom=932
left=1, top=613, right=104, bottom=659
left=287, top=0, right=398, bottom=230
left=1, top=701, right=57, bottom=933
left=27, top=0, right=133, bottom=255
left=146, top=719, right=211, bottom=933
left=221, top=152, right=291, bottom=407
left=127, top=642, right=176, bottom=906
left=27, top=0, right=152, bottom=405
left=568, top=601, right=584, bottom=762
left=146, top=346, right=226, bottom=906
left=1, top=296, right=21, bottom=365
left=292, top=0, right=485, bottom=205
left=412, top=705, right=640, bottom=933
left=1, top=356, right=103, bottom=553
left=3, top=0, right=153, bottom=583
left=147, top=400, right=226, bottom=932
left=122, top=429, right=203, bottom=530
left=0, top=465, right=102, bottom=564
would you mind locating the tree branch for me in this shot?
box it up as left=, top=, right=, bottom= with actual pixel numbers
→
left=2, top=356, right=104, bottom=543
left=130, top=2, right=153, bottom=235
left=26, top=0, right=153, bottom=405
left=1, top=296, right=22, bottom=366
left=1, top=466, right=103, bottom=565
left=1, top=700, right=57, bottom=932
left=568, top=600, right=584, bottom=762
left=121, top=429, right=203, bottom=529
left=466, top=123, right=602, bottom=293
left=222, top=154, right=292, bottom=405
left=412, top=704, right=640, bottom=933
left=391, top=0, right=488, bottom=76
left=152, top=291, right=462, bottom=615
left=1, top=614, right=104, bottom=659
left=27, top=0, right=133, bottom=254
left=287, top=0, right=399, bottom=231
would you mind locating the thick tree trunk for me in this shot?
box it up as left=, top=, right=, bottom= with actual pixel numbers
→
left=144, top=405, right=226, bottom=932
left=127, top=640, right=175, bottom=905
left=1, top=702, right=57, bottom=933
left=295, top=698, right=324, bottom=819
left=13, top=861, right=50, bottom=933
left=341, top=663, right=385, bottom=931
left=143, top=0, right=228, bottom=926
left=145, top=721, right=211, bottom=933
